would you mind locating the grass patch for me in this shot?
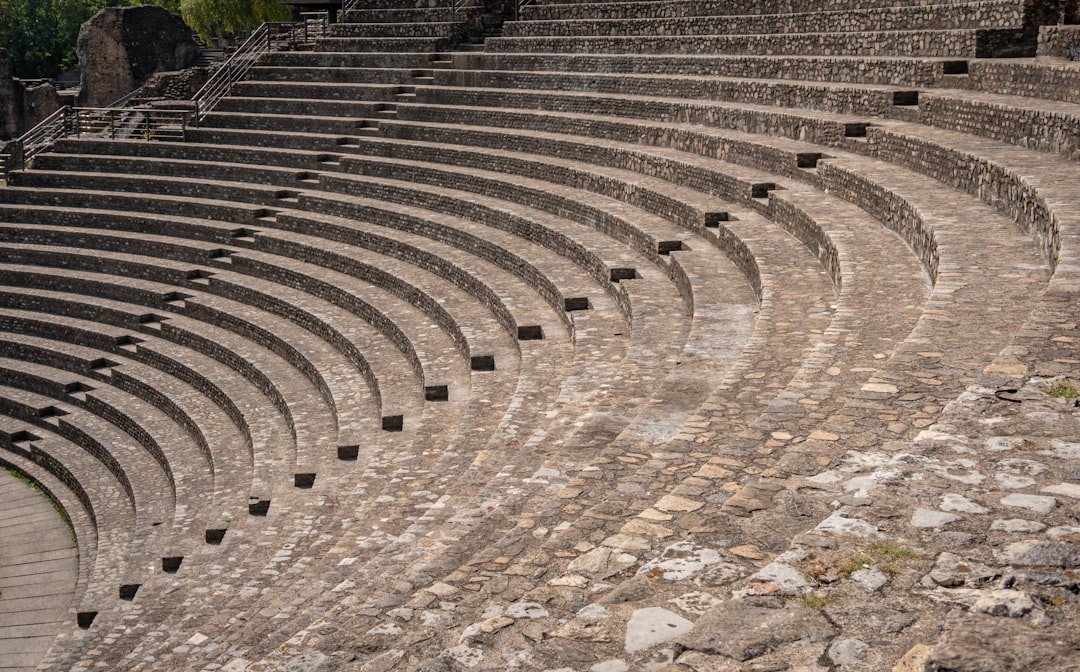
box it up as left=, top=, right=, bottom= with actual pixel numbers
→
left=1047, top=379, right=1080, bottom=399
left=798, top=594, right=837, bottom=610
left=841, top=556, right=873, bottom=575
left=869, top=541, right=921, bottom=560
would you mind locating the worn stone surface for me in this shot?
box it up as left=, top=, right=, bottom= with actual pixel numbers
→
left=679, top=603, right=835, bottom=661
left=5, top=2, right=1080, bottom=672
left=927, top=616, right=1080, bottom=672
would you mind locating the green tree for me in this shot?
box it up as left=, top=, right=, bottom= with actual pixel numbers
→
left=0, top=0, right=183, bottom=78
left=180, top=0, right=291, bottom=41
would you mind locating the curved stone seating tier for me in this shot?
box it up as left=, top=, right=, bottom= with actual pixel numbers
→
left=483, top=28, right=1019, bottom=57
left=0, top=463, right=79, bottom=672
left=0, top=247, right=390, bottom=466
left=423, top=62, right=1080, bottom=160
left=343, top=7, right=461, bottom=23
left=328, top=21, right=467, bottom=39
left=5, top=168, right=625, bottom=341
left=229, top=79, right=410, bottom=102
left=8, top=0, right=1080, bottom=666
left=0, top=267, right=326, bottom=486
left=21, top=140, right=705, bottom=337
left=248, top=65, right=433, bottom=85
left=314, top=37, right=455, bottom=52
left=508, top=0, right=1028, bottom=37
left=525, top=0, right=1026, bottom=11
left=259, top=51, right=454, bottom=69
left=0, top=326, right=252, bottom=525
left=425, top=70, right=909, bottom=117
left=915, top=88, right=1080, bottom=160
left=397, top=85, right=866, bottom=149
left=967, top=58, right=1080, bottom=104
left=0, top=180, right=513, bottom=366
left=0, top=203, right=464, bottom=399
left=454, top=52, right=968, bottom=87
left=0, top=291, right=309, bottom=516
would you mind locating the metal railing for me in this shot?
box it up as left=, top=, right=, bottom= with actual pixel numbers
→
left=5, top=107, right=73, bottom=175
left=340, top=0, right=475, bottom=21
left=73, top=107, right=191, bottom=142
left=4, top=18, right=322, bottom=177
left=516, top=0, right=536, bottom=21
left=4, top=106, right=192, bottom=176
left=192, top=20, right=324, bottom=124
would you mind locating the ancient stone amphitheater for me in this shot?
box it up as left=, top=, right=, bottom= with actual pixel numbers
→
left=3, top=0, right=1080, bottom=670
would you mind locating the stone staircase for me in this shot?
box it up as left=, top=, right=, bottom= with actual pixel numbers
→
left=2, top=1, right=1080, bottom=671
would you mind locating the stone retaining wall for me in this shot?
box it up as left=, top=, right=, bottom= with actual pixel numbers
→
left=968, top=59, right=1080, bottom=104
left=919, top=92, right=1080, bottom=160
left=1037, top=23, right=1080, bottom=56
left=456, top=53, right=950, bottom=87
left=818, top=161, right=940, bottom=280
left=508, top=1, right=1027, bottom=36
left=486, top=28, right=1011, bottom=57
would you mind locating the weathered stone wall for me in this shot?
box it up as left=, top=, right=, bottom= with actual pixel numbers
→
left=77, top=6, right=199, bottom=107
left=509, top=0, right=1029, bottom=35
left=918, top=91, right=1080, bottom=161
left=0, top=49, right=17, bottom=140
left=969, top=59, right=1080, bottom=104
left=486, top=29, right=1013, bottom=57
left=454, top=53, right=950, bottom=87
left=1037, top=23, right=1080, bottom=57
left=0, top=49, right=64, bottom=142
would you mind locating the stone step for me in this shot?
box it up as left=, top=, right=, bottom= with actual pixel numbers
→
left=484, top=28, right=1024, bottom=58
left=510, top=0, right=1026, bottom=37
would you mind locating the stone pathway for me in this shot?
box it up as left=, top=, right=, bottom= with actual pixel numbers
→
left=0, top=469, right=77, bottom=672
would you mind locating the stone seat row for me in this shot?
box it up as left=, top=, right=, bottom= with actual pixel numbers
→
left=527, top=0, right=1018, bottom=11
left=482, top=28, right=1026, bottom=58
left=261, top=50, right=1080, bottom=107
left=510, top=0, right=1029, bottom=36
left=233, top=60, right=1080, bottom=164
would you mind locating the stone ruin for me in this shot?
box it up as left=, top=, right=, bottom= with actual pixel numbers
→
left=76, top=5, right=200, bottom=107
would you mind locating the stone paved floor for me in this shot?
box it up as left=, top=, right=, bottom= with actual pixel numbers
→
left=0, top=470, right=78, bottom=672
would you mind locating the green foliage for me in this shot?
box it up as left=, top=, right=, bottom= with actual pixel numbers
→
left=797, top=594, right=837, bottom=611
left=0, top=0, right=183, bottom=79
left=181, top=0, right=291, bottom=41
left=841, top=556, right=873, bottom=575
left=867, top=541, right=920, bottom=560
left=1047, top=379, right=1080, bottom=399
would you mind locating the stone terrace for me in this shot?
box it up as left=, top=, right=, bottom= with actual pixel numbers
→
left=2, top=0, right=1080, bottom=671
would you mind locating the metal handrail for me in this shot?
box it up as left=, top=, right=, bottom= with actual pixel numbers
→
left=72, top=107, right=190, bottom=142
left=4, top=105, right=192, bottom=176
left=191, top=20, right=321, bottom=124
left=516, top=0, right=536, bottom=21
left=7, top=106, right=73, bottom=174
